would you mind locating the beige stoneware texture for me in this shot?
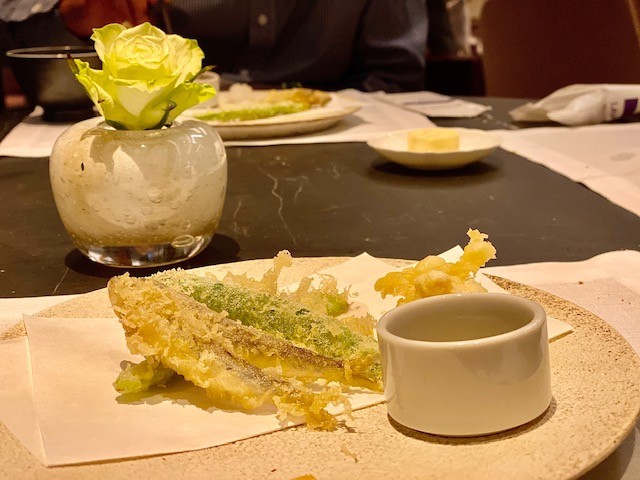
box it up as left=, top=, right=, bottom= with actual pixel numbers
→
left=1, top=257, right=639, bottom=480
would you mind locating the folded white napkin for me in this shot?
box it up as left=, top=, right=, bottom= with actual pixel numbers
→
left=379, top=91, right=491, bottom=118
left=484, top=250, right=640, bottom=355
left=510, top=84, right=640, bottom=126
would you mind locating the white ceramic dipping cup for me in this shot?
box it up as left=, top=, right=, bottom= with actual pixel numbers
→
left=377, top=293, right=552, bottom=436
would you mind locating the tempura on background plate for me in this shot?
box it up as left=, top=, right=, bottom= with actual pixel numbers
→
left=192, top=84, right=332, bottom=122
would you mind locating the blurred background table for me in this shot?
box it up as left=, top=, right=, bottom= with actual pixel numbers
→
left=0, top=97, right=638, bottom=298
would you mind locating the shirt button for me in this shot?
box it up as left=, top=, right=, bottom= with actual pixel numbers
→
left=30, top=2, right=43, bottom=13
left=257, top=14, right=268, bottom=26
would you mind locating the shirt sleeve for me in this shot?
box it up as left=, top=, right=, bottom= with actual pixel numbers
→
left=346, top=0, right=428, bottom=92
left=0, top=0, right=59, bottom=22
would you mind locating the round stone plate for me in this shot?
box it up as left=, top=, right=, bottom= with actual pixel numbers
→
left=4, top=257, right=640, bottom=479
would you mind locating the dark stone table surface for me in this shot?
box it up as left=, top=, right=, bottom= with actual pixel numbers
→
left=1, top=97, right=638, bottom=297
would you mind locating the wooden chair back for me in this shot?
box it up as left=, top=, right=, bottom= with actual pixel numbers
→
left=479, top=0, right=640, bottom=97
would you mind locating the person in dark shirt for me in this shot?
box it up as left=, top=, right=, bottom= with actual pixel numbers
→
left=148, top=0, right=428, bottom=92
left=0, top=0, right=428, bottom=93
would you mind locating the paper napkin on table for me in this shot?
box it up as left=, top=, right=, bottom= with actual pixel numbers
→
left=378, top=91, right=491, bottom=118
left=497, top=123, right=640, bottom=217
left=0, top=252, right=572, bottom=466
left=483, top=250, right=640, bottom=480
left=510, top=84, right=640, bottom=125
left=0, top=107, right=80, bottom=158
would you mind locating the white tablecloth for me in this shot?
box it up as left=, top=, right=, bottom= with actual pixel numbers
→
left=498, top=123, right=640, bottom=217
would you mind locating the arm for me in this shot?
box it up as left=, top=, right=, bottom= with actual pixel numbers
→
left=57, top=0, right=154, bottom=38
left=0, top=0, right=58, bottom=22
left=346, top=0, right=428, bottom=92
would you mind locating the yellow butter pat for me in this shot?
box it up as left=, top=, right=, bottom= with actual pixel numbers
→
left=407, top=128, right=460, bottom=152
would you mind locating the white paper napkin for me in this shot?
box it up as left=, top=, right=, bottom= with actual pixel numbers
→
left=510, top=84, right=640, bottom=126
left=0, top=337, right=46, bottom=464
left=498, top=123, right=640, bottom=216
left=0, top=107, right=73, bottom=158
left=25, top=316, right=381, bottom=466
left=0, top=252, right=572, bottom=466
left=378, top=91, right=491, bottom=118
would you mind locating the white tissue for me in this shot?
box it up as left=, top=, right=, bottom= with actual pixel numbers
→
left=510, top=84, right=640, bottom=126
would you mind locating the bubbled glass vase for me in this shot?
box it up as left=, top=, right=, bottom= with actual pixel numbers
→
left=50, top=117, right=227, bottom=267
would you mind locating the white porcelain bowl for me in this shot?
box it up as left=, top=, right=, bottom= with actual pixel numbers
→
left=367, top=128, right=501, bottom=170
left=377, top=293, right=552, bottom=436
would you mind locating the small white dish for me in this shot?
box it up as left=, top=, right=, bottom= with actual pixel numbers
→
left=367, top=127, right=501, bottom=170
left=377, top=293, right=552, bottom=437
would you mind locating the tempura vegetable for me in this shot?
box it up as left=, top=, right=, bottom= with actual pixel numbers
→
left=375, top=229, right=497, bottom=305
left=222, top=250, right=293, bottom=294
left=194, top=87, right=331, bottom=122
left=223, top=250, right=350, bottom=317
left=108, top=274, right=350, bottom=430
left=263, top=88, right=331, bottom=108
left=336, top=313, right=377, bottom=338
left=218, top=250, right=369, bottom=333
left=195, top=102, right=308, bottom=122
left=286, top=275, right=351, bottom=317
left=153, top=270, right=382, bottom=385
left=114, top=357, right=176, bottom=394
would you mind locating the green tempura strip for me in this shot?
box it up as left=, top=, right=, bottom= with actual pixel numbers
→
left=154, top=271, right=382, bottom=384
left=114, top=358, right=176, bottom=394
left=108, top=274, right=347, bottom=429
left=323, top=293, right=350, bottom=317
left=194, top=102, right=308, bottom=122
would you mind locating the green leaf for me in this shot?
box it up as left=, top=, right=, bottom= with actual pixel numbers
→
left=146, top=100, right=176, bottom=130
left=106, top=119, right=128, bottom=130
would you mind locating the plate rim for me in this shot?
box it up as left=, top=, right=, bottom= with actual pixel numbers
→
left=366, top=127, right=503, bottom=155
left=366, top=127, right=502, bottom=169
left=185, top=92, right=362, bottom=128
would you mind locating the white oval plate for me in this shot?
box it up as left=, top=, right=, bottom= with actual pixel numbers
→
left=367, top=128, right=502, bottom=170
left=183, top=92, right=362, bottom=141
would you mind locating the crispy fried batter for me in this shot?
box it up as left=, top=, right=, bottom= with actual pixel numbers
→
left=154, top=270, right=382, bottom=386
left=108, top=274, right=351, bottom=430
left=375, top=229, right=497, bottom=305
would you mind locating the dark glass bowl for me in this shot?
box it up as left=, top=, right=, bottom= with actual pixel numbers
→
left=6, top=46, right=101, bottom=122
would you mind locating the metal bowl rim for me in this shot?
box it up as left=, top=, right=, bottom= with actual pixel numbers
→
left=6, top=46, right=98, bottom=59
